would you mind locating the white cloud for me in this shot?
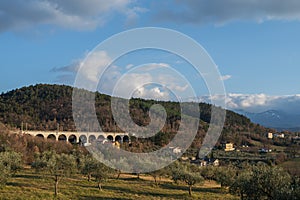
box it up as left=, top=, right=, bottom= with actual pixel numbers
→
left=199, top=93, right=300, bottom=114
left=239, top=94, right=268, bottom=108
left=138, top=63, right=170, bottom=71
left=53, top=56, right=190, bottom=101
left=111, top=63, right=191, bottom=101
left=0, top=0, right=143, bottom=32
left=52, top=50, right=114, bottom=90
left=125, top=64, right=134, bottom=69
left=111, top=72, right=153, bottom=98
left=133, top=86, right=170, bottom=101
left=149, top=62, right=170, bottom=68
left=124, top=6, right=148, bottom=26
left=80, top=51, right=112, bottom=83
left=156, top=0, right=300, bottom=25
left=109, top=62, right=190, bottom=100
left=220, top=75, right=232, bottom=81
left=218, top=93, right=273, bottom=112
left=173, top=84, right=189, bottom=92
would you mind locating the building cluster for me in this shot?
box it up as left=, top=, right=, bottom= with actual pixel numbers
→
left=190, top=157, right=220, bottom=167
left=223, top=142, right=235, bottom=152
left=267, top=132, right=285, bottom=139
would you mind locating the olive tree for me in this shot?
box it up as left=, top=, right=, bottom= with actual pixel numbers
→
left=91, top=162, right=113, bottom=191
left=251, top=165, right=291, bottom=200
left=200, top=166, right=216, bottom=181
left=148, top=168, right=166, bottom=185
left=291, top=176, right=300, bottom=199
left=80, top=154, right=99, bottom=181
left=215, top=165, right=237, bottom=189
left=79, top=154, right=113, bottom=190
left=181, top=171, right=204, bottom=196
left=170, top=162, right=204, bottom=196
left=32, top=151, right=77, bottom=196
left=230, top=164, right=292, bottom=200
left=0, top=151, right=22, bottom=188
left=230, top=169, right=257, bottom=199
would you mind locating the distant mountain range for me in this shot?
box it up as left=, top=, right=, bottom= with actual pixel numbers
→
left=235, top=109, right=300, bottom=131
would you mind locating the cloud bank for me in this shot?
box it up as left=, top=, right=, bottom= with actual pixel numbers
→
left=3, top=0, right=300, bottom=33
left=156, top=0, right=300, bottom=25
left=53, top=57, right=300, bottom=115
left=52, top=51, right=190, bottom=101
left=0, top=0, right=142, bottom=32
left=199, top=93, right=300, bottom=114
left=52, top=56, right=300, bottom=115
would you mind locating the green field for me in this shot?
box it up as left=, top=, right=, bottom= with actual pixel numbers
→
left=0, top=168, right=238, bottom=200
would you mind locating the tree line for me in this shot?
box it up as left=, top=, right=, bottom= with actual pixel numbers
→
left=1, top=148, right=300, bottom=199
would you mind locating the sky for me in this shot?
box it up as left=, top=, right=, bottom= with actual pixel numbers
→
left=1, top=0, right=300, bottom=114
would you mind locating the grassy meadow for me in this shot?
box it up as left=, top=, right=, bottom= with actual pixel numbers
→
left=0, top=168, right=238, bottom=200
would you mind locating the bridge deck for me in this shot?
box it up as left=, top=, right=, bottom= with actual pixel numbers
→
left=20, top=131, right=130, bottom=144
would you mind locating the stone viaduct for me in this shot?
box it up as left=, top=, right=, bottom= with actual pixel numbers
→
left=21, top=131, right=130, bottom=145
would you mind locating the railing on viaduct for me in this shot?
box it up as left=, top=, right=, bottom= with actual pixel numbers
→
left=21, top=131, right=130, bottom=145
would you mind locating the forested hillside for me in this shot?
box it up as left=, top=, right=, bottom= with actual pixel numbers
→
left=0, top=84, right=299, bottom=175
left=0, top=84, right=279, bottom=151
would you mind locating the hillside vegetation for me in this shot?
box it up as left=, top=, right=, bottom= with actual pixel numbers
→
left=0, top=84, right=277, bottom=148
left=1, top=84, right=298, bottom=160
left=0, top=85, right=300, bottom=199
left=0, top=84, right=252, bottom=130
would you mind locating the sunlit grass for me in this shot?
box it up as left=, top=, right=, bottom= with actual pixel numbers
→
left=0, top=169, right=238, bottom=200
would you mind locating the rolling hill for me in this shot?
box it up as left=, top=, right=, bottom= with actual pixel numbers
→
left=0, top=84, right=283, bottom=153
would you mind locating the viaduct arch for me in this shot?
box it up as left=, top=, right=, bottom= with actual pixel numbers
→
left=22, top=131, right=130, bottom=145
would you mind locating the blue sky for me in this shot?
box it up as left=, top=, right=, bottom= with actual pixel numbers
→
left=1, top=0, right=300, bottom=113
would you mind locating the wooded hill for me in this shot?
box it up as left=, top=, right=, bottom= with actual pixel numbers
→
left=0, top=84, right=281, bottom=151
